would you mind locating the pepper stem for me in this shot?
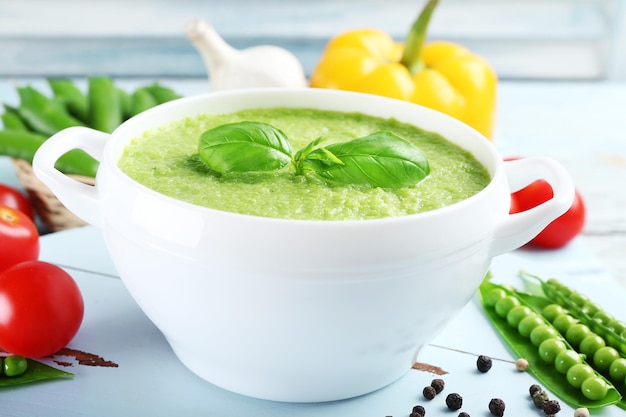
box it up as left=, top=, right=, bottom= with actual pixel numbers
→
left=400, top=0, right=439, bottom=75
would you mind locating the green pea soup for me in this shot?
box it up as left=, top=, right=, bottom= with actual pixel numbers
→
left=118, top=107, right=490, bottom=220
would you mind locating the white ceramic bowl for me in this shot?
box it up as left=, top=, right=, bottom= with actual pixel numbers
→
left=33, top=88, right=574, bottom=402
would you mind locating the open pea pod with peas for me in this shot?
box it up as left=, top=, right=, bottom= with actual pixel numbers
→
left=520, top=272, right=626, bottom=406
left=479, top=279, right=623, bottom=410
left=521, top=271, right=626, bottom=356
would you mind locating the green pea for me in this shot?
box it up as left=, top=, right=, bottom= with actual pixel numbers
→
left=538, top=338, right=567, bottom=364
left=593, top=346, right=620, bottom=372
left=553, top=313, right=578, bottom=334
left=484, top=288, right=506, bottom=307
left=546, top=278, right=563, bottom=288
left=567, top=363, right=596, bottom=388
left=579, top=334, right=606, bottom=358
left=569, top=292, right=590, bottom=308
left=548, top=279, right=571, bottom=296
left=593, top=311, right=614, bottom=325
left=565, top=323, right=592, bottom=348
left=606, top=320, right=626, bottom=335
left=495, top=295, right=520, bottom=318
left=542, top=304, right=566, bottom=322
left=554, top=349, right=583, bottom=374
left=518, top=314, right=544, bottom=338
left=506, top=305, right=532, bottom=328
left=609, top=357, right=626, bottom=382
left=581, top=302, right=599, bottom=316
left=3, top=355, right=28, bottom=377
left=530, top=325, right=560, bottom=347
left=581, top=376, right=609, bottom=401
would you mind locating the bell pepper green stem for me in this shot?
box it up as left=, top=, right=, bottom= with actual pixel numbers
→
left=400, top=0, right=439, bottom=76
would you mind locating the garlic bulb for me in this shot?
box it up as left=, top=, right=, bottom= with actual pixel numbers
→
left=186, top=19, right=308, bottom=90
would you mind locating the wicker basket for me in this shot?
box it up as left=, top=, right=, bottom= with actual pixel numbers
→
left=12, top=159, right=95, bottom=232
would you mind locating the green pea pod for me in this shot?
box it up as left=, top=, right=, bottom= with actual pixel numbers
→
left=48, top=78, right=90, bottom=123
left=87, top=76, right=122, bottom=133
left=17, top=86, right=85, bottom=136
left=0, top=129, right=98, bottom=177
left=479, top=279, right=621, bottom=409
left=117, top=88, right=132, bottom=120
left=0, top=129, right=46, bottom=161
left=0, top=357, right=73, bottom=387
left=1, top=105, right=28, bottom=130
left=129, top=87, right=158, bottom=117
left=522, top=271, right=626, bottom=358
left=143, top=82, right=181, bottom=104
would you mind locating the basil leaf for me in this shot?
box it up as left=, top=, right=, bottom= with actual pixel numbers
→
left=198, top=121, right=292, bottom=174
left=304, top=131, right=430, bottom=189
left=0, top=358, right=74, bottom=387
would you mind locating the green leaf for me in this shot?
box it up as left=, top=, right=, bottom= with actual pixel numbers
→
left=198, top=121, right=293, bottom=174
left=478, top=280, right=622, bottom=410
left=304, top=131, right=430, bottom=189
left=0, top=358, right=74, bottom=387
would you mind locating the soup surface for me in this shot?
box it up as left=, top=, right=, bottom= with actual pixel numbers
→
left=118, top=108, right=490, bottom=220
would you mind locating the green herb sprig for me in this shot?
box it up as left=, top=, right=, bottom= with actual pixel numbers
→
left=197, top=121, right=430, bottom=189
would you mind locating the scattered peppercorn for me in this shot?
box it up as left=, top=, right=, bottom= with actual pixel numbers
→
left=574, top=408, right=590, bottom=417
left=529, top=384, right=542, bottom=397
left=458, top=413, right=470, bottom=417
left=445, top=393, right=463, bottom=411
left=409, top=413, right=423, bottom=417
left=488, top=398, right=505, bottom=416
left=412, top=405, right=426, bottom=416
left=542, top=399, right=561, bottom=415
left=430, top=378, right=445, bottom=394
left=476, top=355, right=493, bottom=373
left=422, top=385, right=436, bottom=400
left=515, top=358, right=529, bottom=371
left=532, top=390, right=549, bottom=408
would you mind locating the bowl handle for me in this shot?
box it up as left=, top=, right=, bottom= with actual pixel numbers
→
left=32, top=126, right=109, bottom=229
left=489, top=157, right=576, bottom=257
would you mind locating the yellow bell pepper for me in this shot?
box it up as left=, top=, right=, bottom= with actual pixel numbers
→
left=310, top=0, right=497, bottom=140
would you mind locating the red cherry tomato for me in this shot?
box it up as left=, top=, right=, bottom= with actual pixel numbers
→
left=0, top=206, right=40, bottom=273
left=0, top=261, right=84, bottom=358
left=0, top=184, right=34, bottom=219
left=509, top=179, right=586, bottom=249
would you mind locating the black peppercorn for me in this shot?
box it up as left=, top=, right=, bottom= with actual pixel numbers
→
left=430, top=378, right=445, bottom=394
left=488, top=398, right=505, bottom=416
left=422, top=385, right=436, bottom=400
left=529, top=384, right=542, bottom=397
left=445, top=393, right=463, bottom=411
left=458, top=413, right=470, bottom=417
left=409, top=413, right=423, bottom=417
left=542, top=399, right=561, bottom=415
left=477, top=355, right=493, bottom=373
left=412, top=404, right=426, bottom=416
